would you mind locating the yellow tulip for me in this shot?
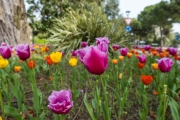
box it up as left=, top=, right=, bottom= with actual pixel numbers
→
left=69, top=57, right=78, bottom=67
left=152, top=63, right=158, bottom=70
left=119, top=73, right=123, bottom=79
left=50, top=52, right=62, bottom=64
left=119, top=56, right=124, bottom=61
left=0, top=56, right=9, bottom=68
left=0, top=116, right=2, bottom=120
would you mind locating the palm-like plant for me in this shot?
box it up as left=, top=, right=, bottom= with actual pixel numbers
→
left=48, top=2, right=110, bottom=53
left=48, top=2, right=132, bottom=54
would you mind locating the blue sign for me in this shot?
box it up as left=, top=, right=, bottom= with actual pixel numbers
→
left=125, top=26, right=132, bottom=32
left=175, top=35, right=179, bottom=40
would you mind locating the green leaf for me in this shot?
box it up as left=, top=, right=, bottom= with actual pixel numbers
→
left=168, top=97, right=180, bottom=120
left=4, top=105, right=22, bottom=120
left=83, top=93, right=97, bottom=120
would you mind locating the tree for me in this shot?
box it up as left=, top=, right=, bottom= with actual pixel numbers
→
left=104, top=0, right=119, bottom=20
left=0, top=0, right=31, bottom=45
left=136, top=1, right=174, bottom=46
left=26, top=0, right=105, bottom=35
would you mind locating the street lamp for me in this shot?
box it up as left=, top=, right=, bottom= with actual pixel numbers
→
left=126, top=11, right=131, bottom=18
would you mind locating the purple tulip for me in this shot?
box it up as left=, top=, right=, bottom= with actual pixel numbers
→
left=0, top=46, right=12, bottom=59
left=96, top=37, right=109, bottom=45
left=157, top=58, right=173, bottom=73
left=81, top=42, right=88, bottom=47
left=71, top=50, right=77, bottom=57
left=156, top=47, right=162, bottom=53
left=15, top=44, right=30, bottom=61
left=119, top=48, right=128, bottom=56
left=143, top=45, right=151, bottom=51
left=138, top=54, right=146, bottom=63
left=112, top=44, right=120, bottom=51
left=135, top=45, right=138, bottom=49
left=167, top=47, right=177, bottom=56
left=77, top=42, right=108, bottom=75
left=61, top=51, right=65, bottom=56
left=48, top=90, right=73, bottom=114
left=1, top=42, right=7, bottom=46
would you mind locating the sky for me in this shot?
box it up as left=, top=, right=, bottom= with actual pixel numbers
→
left=119, top=0, right=180, bottom=33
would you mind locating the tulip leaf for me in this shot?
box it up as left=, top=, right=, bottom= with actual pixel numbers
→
left=22, top=104, right=37, bottom=120
left=4, top=105, right=22, bottom=120
left=84, top=93, right=97, bottom=120
left=39, top=112, right=45, bottom=120
left=175, top=88, right=180, bottom=93
left=168, top=97, right=180, bottom=120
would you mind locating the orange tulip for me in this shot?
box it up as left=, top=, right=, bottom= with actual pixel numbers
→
left=141, top=75, right=153, bottom=85
left=119, top=56, right=124, bottom=61
left=130, top=49, right=135, bottom=54
left=45, top=47, right=49, bottom=52
left=165, top=51, right=169, bottom=57
left=152, top=51, right=158, bottom=56
left=49, top=76, right=53, bottom=81
left=142, top=49, right=145, bottom=53
left=174, top=54, right=178, bottom=60
left=138, top=62, right=145, bottom=69
left=112, top=59, right=118, bottom=64
left=135, top=51, right=139, bottom=55
left=160, top=52, right=165, bottom=58
left=153, top=91, right=158, bottom=95
left=127, top=52, right=133, bottom=58
left=175, top=57, right=180, bottom=61
left=45, top=56, right=53, bottom=65
left=14, top=66, right=21, bottom=72
left=27, top=59, right=36, bottom=69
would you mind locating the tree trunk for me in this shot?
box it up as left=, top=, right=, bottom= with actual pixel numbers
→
left=0, top=0, right=31, bottom=46
left=160, top=26, right=164, bottom=47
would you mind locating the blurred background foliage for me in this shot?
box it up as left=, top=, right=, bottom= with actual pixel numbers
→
left=26, top=0, right=180, bottom=52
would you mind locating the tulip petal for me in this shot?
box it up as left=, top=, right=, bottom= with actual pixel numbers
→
left=83, top=47, right=108, bottom=75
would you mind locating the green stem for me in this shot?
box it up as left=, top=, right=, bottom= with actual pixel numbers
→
left=32, top=69, right=39, bottom=118
left=59, top=114, right=65, bottom=120
left=0, top=88, right=5, bottom=120
left=162, top=85, right=167, bottom=120
left=57, top=64, right=62, bottom=88
left=100, top=75, right=110, bottom=120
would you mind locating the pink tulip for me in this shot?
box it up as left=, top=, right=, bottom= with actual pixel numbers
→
left=48, top=90, right=73, bottom=114
left=156, top=47, right=162, bottom=53
left=119, top=48, right=128, bottom=56
left=138, top=54, right=146, bottom=63
left=15, top=44, right=30, bottom=60
left=157, top=58, right=173, bottom=73
left=71, top=50, right=77, bottom=57
left=81, top=42, right=88, bottom=47
left=0, top=46, right=12, bottom=59
left=143, top=45, right=151, bottom=51
left=61, top=51, right=65, bottom=56
left=96, top=37, right=109, bottom=45
left=112, top=44, right=120, bottom=51
left=1, top=42, right=7, bottom=46
left=135, top=45, right=138, bottom=49
left=77, top=42, right=108, bottom=75
left=167, top=47, right=177, bottom=56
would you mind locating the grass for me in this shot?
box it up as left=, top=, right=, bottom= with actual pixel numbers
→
left=33, top=36, right=47, bottom=44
